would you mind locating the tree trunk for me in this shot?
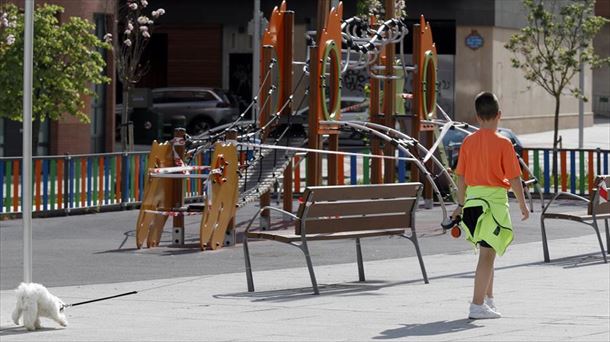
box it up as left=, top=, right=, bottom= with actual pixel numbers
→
left=121, top=84, right=130, bottom=151
left=552, top=95, right=560, bottom=193
left=31, top=115, right=40, bottom=157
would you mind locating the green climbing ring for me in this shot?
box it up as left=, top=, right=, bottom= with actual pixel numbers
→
left=321, top=40, right=341, bottom=121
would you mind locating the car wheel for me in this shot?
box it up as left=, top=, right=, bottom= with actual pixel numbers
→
left=188, top=118, right=212, bottom=136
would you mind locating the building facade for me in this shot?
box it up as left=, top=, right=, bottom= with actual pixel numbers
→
left=1, top=0, right=607, bottom=157
left=1, top=0, right=116, bottom=156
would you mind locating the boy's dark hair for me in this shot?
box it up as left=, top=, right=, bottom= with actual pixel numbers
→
left=474, top=92, right=499, bottom=120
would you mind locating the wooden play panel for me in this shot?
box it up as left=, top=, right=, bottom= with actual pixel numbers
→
left=200, top=142, right=239, bottom=250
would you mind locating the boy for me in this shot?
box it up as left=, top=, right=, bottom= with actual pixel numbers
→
left=452, top=91, right=529, bottom=319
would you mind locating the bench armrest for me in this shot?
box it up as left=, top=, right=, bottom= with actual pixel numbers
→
left=244, top=206, right=300, bottom=233
left=541, top=191, right=590, bottom=216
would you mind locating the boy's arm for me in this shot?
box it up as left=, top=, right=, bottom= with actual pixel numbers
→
left=451, top=175, right=466, bottom=220
left=508, top=177, right=530, bottom=221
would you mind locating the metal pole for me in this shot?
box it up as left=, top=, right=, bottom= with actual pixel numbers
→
left=252, top=0, right=260, bottom=123
left=23, top=0, right=35, bottom=284
left=578, top=49, right=584, bottom=149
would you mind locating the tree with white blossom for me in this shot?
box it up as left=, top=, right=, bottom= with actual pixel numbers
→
left=112, top=0, right=165, bottom=151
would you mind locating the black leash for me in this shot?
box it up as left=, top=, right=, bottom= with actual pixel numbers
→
left=60, top=291, right=138, bottom=311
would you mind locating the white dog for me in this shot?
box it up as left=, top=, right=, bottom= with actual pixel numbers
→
left=11, top=282, right=68, bottom=331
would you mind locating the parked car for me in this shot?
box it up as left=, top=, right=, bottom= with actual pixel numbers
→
left=152, top=87, right=240, bottom=136
left=442, top=126, right=523, bottom=168
left=117, top=87, right=240, bottom=142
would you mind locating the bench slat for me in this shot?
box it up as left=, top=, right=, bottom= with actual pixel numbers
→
left=301, top=214, right=410, bottom=234
left=306, top=183, right=421, bottom=201
left=305, top=198, right=416, bottom=218
left=247, top=228, right=406, bottom=243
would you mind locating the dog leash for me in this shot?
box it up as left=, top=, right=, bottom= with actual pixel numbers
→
left=60, top=291, right=138, bottom=311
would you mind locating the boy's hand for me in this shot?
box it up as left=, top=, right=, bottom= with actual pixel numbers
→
left=519, top=203, right=530, bottom=221
left=451, top=206, right=462, bottom=221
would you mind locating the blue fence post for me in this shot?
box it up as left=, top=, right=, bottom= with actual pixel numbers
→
left=604, top=151, right=609, bottom=175
left=543, top=150, right=550, bottom=194
left=350, top=155, right=357, bottom=185
left=398, top=150, right=406, bottom=183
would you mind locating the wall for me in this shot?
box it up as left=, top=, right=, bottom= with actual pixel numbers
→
left=491, top=27, right=593, bottom=134
left=592, top=18, right=610, bottom=116
left=454, top=26, right=494, bottom=122
left=454, top=23, right=594, bottom=134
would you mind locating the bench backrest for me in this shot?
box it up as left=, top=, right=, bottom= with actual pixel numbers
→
left=589, top=175, right=610, bottom=216
left=295, top=183, right=423, bottom=235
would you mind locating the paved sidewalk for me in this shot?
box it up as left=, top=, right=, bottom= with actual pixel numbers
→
left=1, top=234, right=608, bottom=341
left=518, top=118, right=610, bottom=149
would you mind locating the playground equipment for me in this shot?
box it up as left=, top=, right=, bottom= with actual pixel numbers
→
left=134, top=0, right=544, bottom=250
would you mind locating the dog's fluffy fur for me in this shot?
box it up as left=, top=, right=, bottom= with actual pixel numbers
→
left=11, top=282, right=68, bottom=331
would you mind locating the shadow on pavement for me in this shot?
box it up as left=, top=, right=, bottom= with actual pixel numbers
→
left=213, top=252, right=604, bottom=302
left=373, top=319, right=481, bottom=338
left=0, top=326, right=63, bottom=336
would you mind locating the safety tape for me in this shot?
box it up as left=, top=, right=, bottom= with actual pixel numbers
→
left=149, top=165, right=211, bottom=174
left=144, top=210, right=203, bottom=217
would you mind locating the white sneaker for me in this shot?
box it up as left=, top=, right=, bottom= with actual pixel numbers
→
left=485, top=297, right=502, bottom=316
left=469, top=303, right=502, bottom=319
left=485, top=296, right=497, bottom=311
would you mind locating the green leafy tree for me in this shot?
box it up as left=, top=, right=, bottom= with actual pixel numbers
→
left=505, top=0, right=609, bottom=192
left=0, top=3, right=111, bottom=155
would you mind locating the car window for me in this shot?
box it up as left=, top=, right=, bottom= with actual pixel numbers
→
left=152, top=90, right=218, bottom=104
left=193, top=91, right=216, bottom=102
left=153, top=91, right=198, bottom=104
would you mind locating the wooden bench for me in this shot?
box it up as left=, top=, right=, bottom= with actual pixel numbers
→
left=540, top=175, right=610, bottom=263
left=243, top=183, right=429, bottom=294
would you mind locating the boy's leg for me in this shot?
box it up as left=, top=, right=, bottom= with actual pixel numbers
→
left=486, top=268, right=494, bottom=298
left=472, top=246, right=496, bottom=305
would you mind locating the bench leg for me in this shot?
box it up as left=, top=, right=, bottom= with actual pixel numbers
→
left=411, top=235, right=429, bottom=284
left=243, top=238, right=255, bottom=292
left=356, top=238, right=365, bottom=282
left=592, top=220, right=608, bottom=263
left=604, top=219, right=610, bottom=254
left=540, top=217, right=551, bottom=263
left=300, top=242, right=319, bottom=295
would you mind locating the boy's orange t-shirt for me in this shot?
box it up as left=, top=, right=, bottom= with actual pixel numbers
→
left=455, top=128, right=522, bottom=189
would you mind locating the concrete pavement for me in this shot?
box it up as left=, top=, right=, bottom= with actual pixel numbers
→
left=517, top=117, right=610, bottom=149
left=1, top=233, right=608, bottom=341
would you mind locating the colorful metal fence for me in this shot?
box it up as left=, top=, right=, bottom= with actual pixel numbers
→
left=2, top=146, right=608, bottom=216
left=521, top=147, right=609, bottom=195
left=0, top=151, right=211, bottom=216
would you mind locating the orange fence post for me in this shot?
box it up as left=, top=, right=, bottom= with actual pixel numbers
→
left=116, top=157, right=121, bottom=201
left=560, top=150, right=567, bottom=192
left=35, top=159, right=41, bottom=211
